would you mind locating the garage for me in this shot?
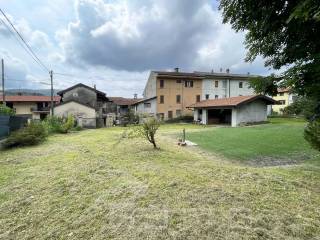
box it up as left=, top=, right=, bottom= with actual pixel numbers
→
left=207, top=109, right=232, bottom=125
left=189, top=95, right=276, bottom=127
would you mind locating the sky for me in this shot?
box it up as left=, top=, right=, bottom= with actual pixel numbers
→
left=0, top=0, right=271, bottom=97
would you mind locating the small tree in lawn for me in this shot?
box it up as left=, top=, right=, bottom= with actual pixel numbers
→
left=138, top=117, right=160, bottom=149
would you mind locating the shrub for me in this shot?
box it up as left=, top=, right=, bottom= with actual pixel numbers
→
left=0, top=104, right=14, bottom=116
left=3, top=122, right=48, bottom=149
left=304, top=119, right=320, bottom=151
left=165, top=115, right=194, bottom=123
left=136, top=117, right=161, bottom=149
left=61, top=115, right=75, bottom=133
left=44, top=115, right=75, bottom=134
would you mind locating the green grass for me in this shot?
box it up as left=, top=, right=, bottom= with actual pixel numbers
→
left=187, top=118, right=317, bottom=164
left=0, top=122, right=319, bottom=239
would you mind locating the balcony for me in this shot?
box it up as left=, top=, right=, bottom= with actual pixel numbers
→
left=30, top=107, right=50, bottom=113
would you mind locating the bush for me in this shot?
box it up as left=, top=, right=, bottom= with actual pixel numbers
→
left=165, top=115, right=194, bottom=123
left=0, top=104, right=14, bottom=116
left=304, top=119, right=320, bottom=151
left=282, top=97, right=317, bottom=119
left=61, top=115, right=75, bottom=133
left=3, top=122, right=48, bottom=149
left=44, top=115, right=75, bottom=134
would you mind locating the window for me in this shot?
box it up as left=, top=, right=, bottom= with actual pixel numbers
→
left=176, top=109, right=181, bottom=117
left=176, top=95, right=181, bottom=104
left=176, top=79, right=181, bottom=83
left=279, top=100, right=286, bottom=105
left=214, top=80, right=219, bottom=88
left=239, top=82, right=243, bottom=88
left=160, top=79, right=164, bottom=88
left=168, top=111, right=173, bottom=119
left=215, top=95, right=219, bottom=99
left=160, top=95, right=164, bottom=104
left=222, top=80, right=227, bottom=88
left=196, top=95, right=201, bottom=102
left=185, top=80, right=193, bottom=88
left=205, top=94, right=209, bottom=100
left=279, top=92, right=284, bottom=96
left=144, top=103, right=151, bottom=108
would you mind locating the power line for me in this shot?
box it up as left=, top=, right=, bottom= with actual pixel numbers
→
left=0, top=8, right=50, bottom=73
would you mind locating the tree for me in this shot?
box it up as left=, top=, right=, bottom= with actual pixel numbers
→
left=219, top=0, right=320, bottom=149
left=117, top=117, right=161, bottom=149
left=138, top=117, right=160, bottom=149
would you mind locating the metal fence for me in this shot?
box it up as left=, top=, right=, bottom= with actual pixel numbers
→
left=0, top=115, right=28, bottom=139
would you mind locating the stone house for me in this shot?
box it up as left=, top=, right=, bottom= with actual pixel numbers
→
left=54, top=83, right=116, bottom=128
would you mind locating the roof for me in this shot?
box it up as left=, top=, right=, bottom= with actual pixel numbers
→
left=152, top=70, right=258, bottom=80
left=132, top=96, right=157, bottom=105
left=0, top=95, right=61, bottom=102
left=57, top=83, right=106, bottom=96
left=108, top=97, right=142, bottom=106
left=189, top=95, right=276, bottom=109
left=54, top=100, right=95, bottom=109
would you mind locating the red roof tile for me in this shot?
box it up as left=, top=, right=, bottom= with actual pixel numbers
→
left=189, top=95, right=276, bottom=108
left=0, top=95, right=61, bottom=102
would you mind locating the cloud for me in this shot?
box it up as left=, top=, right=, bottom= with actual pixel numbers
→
left=57, top=0, right=268, bottom=74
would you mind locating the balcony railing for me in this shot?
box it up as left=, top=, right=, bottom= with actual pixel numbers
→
left=30, top=107, right=50, bottom=112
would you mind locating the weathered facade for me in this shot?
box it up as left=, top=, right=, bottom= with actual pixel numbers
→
left=142, top=69, right=256, bottom=120
left=55, top=84, right=115, bottom=127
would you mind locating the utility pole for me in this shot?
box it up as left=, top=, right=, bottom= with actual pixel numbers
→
left=1, top=59, right=5, bottom=105
left=50, top=70, right=54, bottom=116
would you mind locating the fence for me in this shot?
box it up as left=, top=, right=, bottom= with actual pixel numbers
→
left=0, top=115, right=28, bottom=139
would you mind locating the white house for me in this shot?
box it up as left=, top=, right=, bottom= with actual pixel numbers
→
left=189, top=95, right=276, bottom=127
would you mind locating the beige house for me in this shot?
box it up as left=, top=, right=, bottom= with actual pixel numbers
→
left=272, top=88, right=296, bottom=114
left=141, top=69, right=256, bottom=120
left=0, top=95, right=60, bottom=120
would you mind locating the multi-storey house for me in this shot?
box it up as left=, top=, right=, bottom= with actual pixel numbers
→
left=137, top=68, right=255, bottom=120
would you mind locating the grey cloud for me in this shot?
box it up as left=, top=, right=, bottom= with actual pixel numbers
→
left=58, top=0, right=228, bottom=71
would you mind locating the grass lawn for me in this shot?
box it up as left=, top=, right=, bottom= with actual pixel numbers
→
left=0, top=121, right=320, bottom=239
left=187, top=118, right=318, bottom=165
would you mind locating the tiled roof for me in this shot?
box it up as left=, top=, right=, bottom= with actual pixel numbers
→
left=109, top=97, right=142, bottom=106
left=57, top=83, right=106, bottom=96
left=0, top=95, right=61, bottom=102
left=189, top=95, right=276, bottom=108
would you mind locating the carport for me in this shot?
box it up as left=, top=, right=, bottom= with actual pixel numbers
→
left=189, top=95, right=276, bottom=127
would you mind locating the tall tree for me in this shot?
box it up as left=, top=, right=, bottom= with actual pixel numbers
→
left=219, top=0, right=320, bottom=149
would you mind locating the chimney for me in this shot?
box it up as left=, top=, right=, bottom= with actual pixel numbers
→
left=226, top=68, right=230, bottom=74
left=220, top=67, right=223, bottom=72
left=134, top=93, right=138, bottom=99
left=211, top=69, right=214, bottom=73
left=93, top=84, right=96, bottom=90
left=247, top=72, right=250, bottom=75
left=174, top=67, right=179, bottom=72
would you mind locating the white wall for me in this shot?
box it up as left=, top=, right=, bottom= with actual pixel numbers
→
left=135, top=98, right=157, bottom=117
left=54, top=101, right=96, bottom=128
left=233, top=100, right=267, bottom=126
left=202, top=79, right=254, bottom=100
left=143, top=72, right=157, bottom=98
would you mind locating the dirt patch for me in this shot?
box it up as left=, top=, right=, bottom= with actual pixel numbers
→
left=247, top=152, right=313, bottom=167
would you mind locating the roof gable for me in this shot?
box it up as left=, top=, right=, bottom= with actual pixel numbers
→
left=189, top=95, right=276, bottom=108
left=57, top=83, right=106, bottom=97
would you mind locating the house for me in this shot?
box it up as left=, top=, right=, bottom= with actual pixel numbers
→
left=108, top=97, right=141, bottom=116
left=54, top=83, right=116, bottom=128
left=0, top=95, right=60, bottom=120
left=140, top=68, right=255, bottom=120
left=189, top=95, right=276, bottom=127
left=132, top=96, right=157, bottom=117
left=271, top=88, right=296, bottom=114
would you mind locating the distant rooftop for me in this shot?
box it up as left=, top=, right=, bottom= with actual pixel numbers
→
left=0, top=95, right=61, bottom=102
left=109, top=97, right=142, bottom=106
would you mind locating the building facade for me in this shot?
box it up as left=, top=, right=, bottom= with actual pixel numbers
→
left=271, top=88, right=296, bottom=114
left=55, top=83, right=116, bottom=127
left=0, top=95, right=60, bottom=120
left=141, top=69, right=255, bottom=120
